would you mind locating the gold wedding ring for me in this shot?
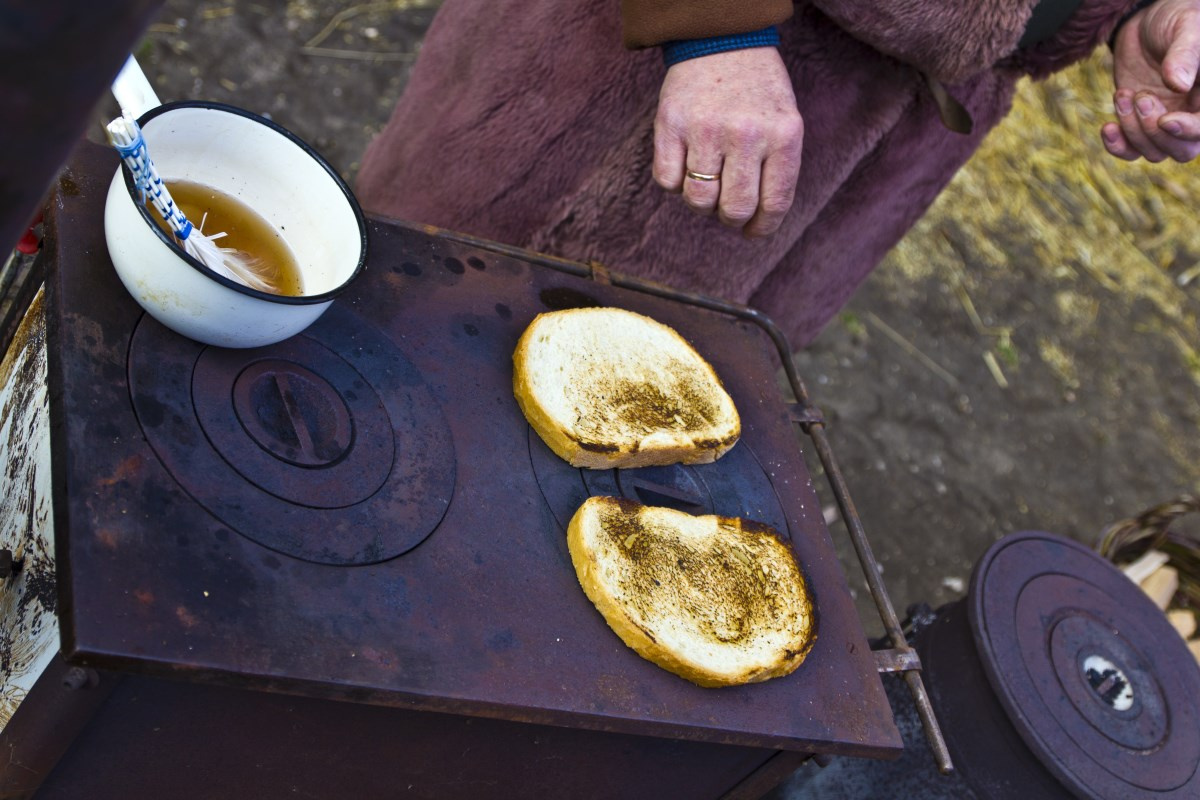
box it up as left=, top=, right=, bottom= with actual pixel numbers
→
left=685, top=169, right=721, bottom=182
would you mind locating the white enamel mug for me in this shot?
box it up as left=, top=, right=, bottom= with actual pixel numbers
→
left=103, top=63, right=366, bottom=348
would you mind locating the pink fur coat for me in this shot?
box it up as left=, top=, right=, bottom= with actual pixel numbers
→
left=356, top=0, right=1135, bottom=347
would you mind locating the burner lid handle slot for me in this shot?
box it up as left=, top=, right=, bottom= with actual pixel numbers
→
left=622, top=475, right=706, bottom=514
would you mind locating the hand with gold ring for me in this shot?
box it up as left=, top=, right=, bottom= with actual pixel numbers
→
left=653, top=47, right=803, bottom=238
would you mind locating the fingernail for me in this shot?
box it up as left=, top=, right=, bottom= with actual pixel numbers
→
left=1102, top=127, right=1120, bottom=144
left=1116, top=96, right=1134, bottom=115
left=1163, top=120, right=1183, bottom=135
left=1135, top=96, right=1156, bottom=116
left=1172, top=67, right=1193, bottom=89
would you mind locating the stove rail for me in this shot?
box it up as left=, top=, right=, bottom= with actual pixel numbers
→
left=436, top=229, right=955, bottom=776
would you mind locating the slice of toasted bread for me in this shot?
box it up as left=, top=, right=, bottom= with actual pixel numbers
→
left=513, top=307, right=740, bottom=469
left=568, top=496, right=816, bottom=687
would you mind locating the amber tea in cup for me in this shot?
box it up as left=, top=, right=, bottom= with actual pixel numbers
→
left=150, top=179, right=304, bottom=297
left=105, top=101, right=366, bottom=348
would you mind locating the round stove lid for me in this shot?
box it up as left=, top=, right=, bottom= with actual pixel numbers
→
left=128, top=305, right=456, bottom=566
left=969, top=531, right=1200, bottom=799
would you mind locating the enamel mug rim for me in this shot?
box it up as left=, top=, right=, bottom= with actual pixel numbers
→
left=118, top=100, right=368, bottom=306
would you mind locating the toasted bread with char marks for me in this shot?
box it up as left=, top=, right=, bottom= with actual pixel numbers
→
left=513, top=307, right=740, bottom=469
left=568, top=496, right=816, bottom=687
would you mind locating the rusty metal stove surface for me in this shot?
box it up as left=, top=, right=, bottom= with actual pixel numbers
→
left=43, top=143, right=901, bottom=758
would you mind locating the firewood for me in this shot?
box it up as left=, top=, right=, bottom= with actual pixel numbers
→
left=1168, top=609, right=1197, bottom=640
left=1140, top=566, right=1179, bottom=611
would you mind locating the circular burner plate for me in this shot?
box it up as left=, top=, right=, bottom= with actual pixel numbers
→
left=128, top=305, right=455, bottom=565
left=970, top=532, right=1200, bottom=798
left=193, top=339, right=394, bottom=507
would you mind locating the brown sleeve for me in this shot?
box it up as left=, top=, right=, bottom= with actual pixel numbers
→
left=809, top=0, right=1137, bottom=83
left=1004, top=0, right=1138, bottom=79
left=621, top=0, right=795, bottom=49
left=807, top=0, right=1040, bottom=83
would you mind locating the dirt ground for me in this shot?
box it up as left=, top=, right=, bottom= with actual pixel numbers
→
left=90, top=0, right=1200, bottom=779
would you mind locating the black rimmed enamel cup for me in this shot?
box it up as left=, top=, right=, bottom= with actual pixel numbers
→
left=104, top=102, right=367, bottom=348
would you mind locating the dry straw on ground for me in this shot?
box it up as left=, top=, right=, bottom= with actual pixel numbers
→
left=894, top=50, right=1200, bottom=642
left=886, top=50, right=1200, bottom=385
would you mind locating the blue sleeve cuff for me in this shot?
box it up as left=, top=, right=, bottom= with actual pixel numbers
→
left=661, top=26, right=780, bottom=68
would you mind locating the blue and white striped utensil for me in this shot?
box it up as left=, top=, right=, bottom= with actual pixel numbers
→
left=104, top=112, right=270, bottom=292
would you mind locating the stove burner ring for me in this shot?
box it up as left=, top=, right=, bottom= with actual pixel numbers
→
left=128, top=306, right=456, bottom=565
left=193, top=340, right=393, bottom=508
left=234, top=360, right=354, bottom=468
left=970, top=535, right=1200, bottom=797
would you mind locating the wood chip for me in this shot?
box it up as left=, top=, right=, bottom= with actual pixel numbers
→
left=1168, top=609, right=1197, bottom=640
left=1123, top=549, right=1171, bottom=585
left=1140, top=565, right=1179, bottom=611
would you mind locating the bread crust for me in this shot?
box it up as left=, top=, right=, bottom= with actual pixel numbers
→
left=513, top=307, right=740, bottom=469
left=568, top=496, right=816, bottom=687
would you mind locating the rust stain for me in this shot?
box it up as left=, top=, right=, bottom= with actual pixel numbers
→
left=359, top=646, right=393, bottom=668
left=134, top=589, right=155, bottom=606
left=175, top=606, right=199, bottom=629
left=595, top=674, right=637, bottom=708
left=97, top=453, right=145, bottom=487
left=95, top=528, right=120, bottom=550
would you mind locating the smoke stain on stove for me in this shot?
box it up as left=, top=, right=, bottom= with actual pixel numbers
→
left=539, top=287, right=601, bottom=310
left=463, top=323, right=479, bottom=337
left=374, top=575, right=412, bottom=619
left=94, top=420, right=122, bottom=441
left=134, top=393, right=167, bottom=428
left=442, top=257, right=465, bottom=275
left=140, top=480, right=184, bottom=521
left=58, top=170, right=81, bottom=196
left=399, top=262, right=421, bottom=277
left=495, top=303, right=512, bottom=321
left=487, top=628, right=517, bottom=652
left=467, top=256, right=486, bottom=271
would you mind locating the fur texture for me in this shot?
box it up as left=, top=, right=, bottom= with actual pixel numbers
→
left=810, top=0, right=1041, bottom=83
left=356, top=0, right=1134, bottom=348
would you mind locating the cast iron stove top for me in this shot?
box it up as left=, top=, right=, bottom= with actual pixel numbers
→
left=44, top=143, right=901, bottom=758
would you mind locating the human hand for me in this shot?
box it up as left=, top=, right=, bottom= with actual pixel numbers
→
left=1104, top=0, right=1200, bottom=162
left=653, top=47, right=803, bottom=238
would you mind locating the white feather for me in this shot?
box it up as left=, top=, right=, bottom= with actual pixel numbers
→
left=104, top=113, right=273, bottom=293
